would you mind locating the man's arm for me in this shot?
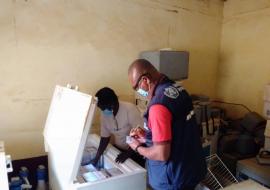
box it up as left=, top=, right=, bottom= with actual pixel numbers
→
left=92, top=136, right=110, bottom=165
left=129, top=104, right=172, bottom=161
left=93, top=115, right=112, bottom=165
left=133, top=141, right=170, bottom=161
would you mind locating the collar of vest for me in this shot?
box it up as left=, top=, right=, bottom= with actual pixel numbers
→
left=151, top=75, right=174, bottom=97
left=144, top=76, right=174, bottom=119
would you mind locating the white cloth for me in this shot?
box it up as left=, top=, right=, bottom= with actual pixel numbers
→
left=100, top=101, right=143, bottom=150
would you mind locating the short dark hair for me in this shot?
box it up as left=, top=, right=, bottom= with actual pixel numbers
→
left=128, top=59, right=154, bottom=76
left=95, top=87, right=118, bottom=109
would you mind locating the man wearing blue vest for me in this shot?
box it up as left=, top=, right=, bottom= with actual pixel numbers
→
left=127, top=59, right=207, bottom=190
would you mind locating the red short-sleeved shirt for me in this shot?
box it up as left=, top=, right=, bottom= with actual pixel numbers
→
left=148, top=104, right=172, bottom=143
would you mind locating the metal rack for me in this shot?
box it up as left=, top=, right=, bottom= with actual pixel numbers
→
left=201, top=154, right=238, bottom=190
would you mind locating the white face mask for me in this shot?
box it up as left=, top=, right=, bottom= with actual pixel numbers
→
left=137, top=88, right=148, bottom=97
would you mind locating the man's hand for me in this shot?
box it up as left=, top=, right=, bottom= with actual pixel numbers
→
left=130, top=126, right=145, bottom=139
left=128, top=138, right=141, bottom=151
left=129, top=126, right=146, bottom=143
left=89, top=157, right=99, bottom=167
left=115, top=150, right=132, bottom=163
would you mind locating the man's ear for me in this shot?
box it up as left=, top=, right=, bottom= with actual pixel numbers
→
left=142, top=76, right=148, bottom=83
left=143, top=76, right=151, bottom=85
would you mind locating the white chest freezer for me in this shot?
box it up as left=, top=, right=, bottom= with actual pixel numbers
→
left=43, top=85, right=146, bottom=190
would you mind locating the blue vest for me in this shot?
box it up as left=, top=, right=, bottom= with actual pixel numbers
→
left=144, top=77, right=207, bottom=190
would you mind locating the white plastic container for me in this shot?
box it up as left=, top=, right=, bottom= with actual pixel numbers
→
left=263, top=101, right=270, bottom=119
left=43, top=86, right=146, bottom=190
left=264, top=120, right=270, bottom=151
left=263, top=86, right=270, bottom=150
left=263, top=84, right=270, bottom=119
left=36, top=165, right=48, bottom=190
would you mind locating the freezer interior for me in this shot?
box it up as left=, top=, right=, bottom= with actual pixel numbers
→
left=76, top=134, right=145, bottom=185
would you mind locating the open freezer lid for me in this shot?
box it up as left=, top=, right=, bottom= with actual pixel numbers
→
left=43, top=85, right=97, bottom=188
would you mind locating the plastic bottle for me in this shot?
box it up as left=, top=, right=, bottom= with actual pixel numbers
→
left=19, top=167, right=32, bottom=189
left=36, top=165, right=48, bottom=190
left=9, top=177, right=23, bottom=190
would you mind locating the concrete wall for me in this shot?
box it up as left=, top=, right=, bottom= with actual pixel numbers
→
left=217, top=0, right=270, bottom=118
left=0, top=0, right=223, bottom=159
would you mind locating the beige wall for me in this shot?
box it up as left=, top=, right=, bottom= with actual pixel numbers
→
left=217, top=0, right=270, bottom=118
left=0, top=0, right=223, bottom=159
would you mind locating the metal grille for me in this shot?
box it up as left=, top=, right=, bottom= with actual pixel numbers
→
left=201, top=154, right=238, bottom=189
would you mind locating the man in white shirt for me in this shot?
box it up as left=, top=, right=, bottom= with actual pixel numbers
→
left=91, top=87, right=145, bottom=166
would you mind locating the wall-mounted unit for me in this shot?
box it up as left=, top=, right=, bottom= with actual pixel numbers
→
left=139, top=50, right=189, bottom=81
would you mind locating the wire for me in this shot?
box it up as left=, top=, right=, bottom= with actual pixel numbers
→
left=211, top=100, right=252, bottom=113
